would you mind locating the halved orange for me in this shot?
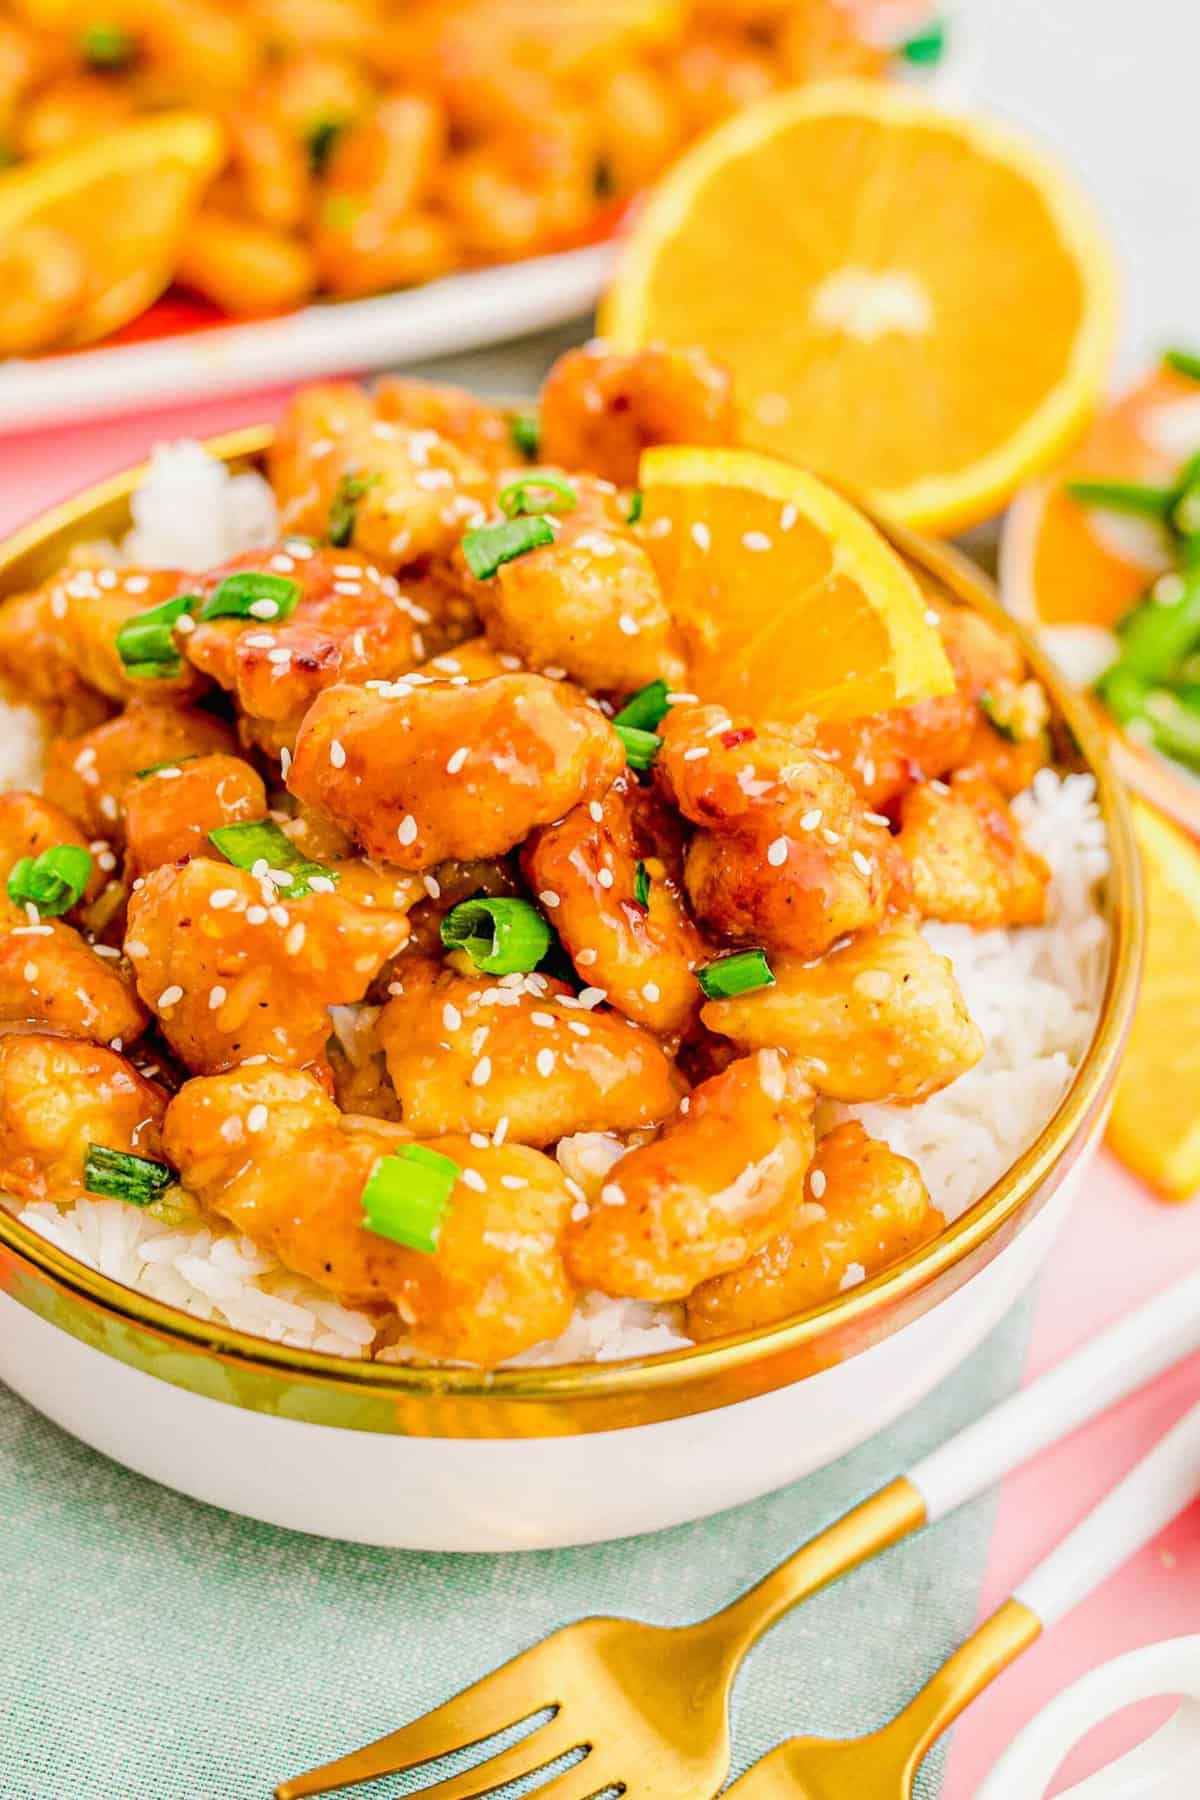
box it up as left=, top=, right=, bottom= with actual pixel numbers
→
left=1107, top=799, right=1200, bottom=1202
left=0, top=112, right=226, bottom=356
left=639, top=443, right=953, bottom=720
left=604, top=80, right=1118, bottom=534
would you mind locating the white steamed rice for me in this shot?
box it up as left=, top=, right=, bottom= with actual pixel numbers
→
left=3, top=443, right=1112, bottom=1366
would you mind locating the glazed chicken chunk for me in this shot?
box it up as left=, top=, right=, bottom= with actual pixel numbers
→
left=378, top=956, right=680, bottom=1146
left=124, top=858, right=411, bottom=1074
left=659, top=703, right=892, bottom=959
left=163, top=1065, right=578, bottom=1366
left=685, top=1123, right=943, bottom=1340
left=701, top=918, right=984, bottom=1103
left=0, top=920, right=146, bottom=1046
left=522, top=777, right=705, bottom=1034
left=123, top=754, right=268, bottom=879
left=475, top=476, right=688, bottom=693
left=894, top=773, right=1052, bottom=928
left=564, top=1050, right=815, bottom=1301
left=288, top=673, right=625, bottom=866
left=0, top=1033, right=166, bottom=1204
left=539, top=343, right=737, bottom=487
left=44, top=700, right=236, bottom=841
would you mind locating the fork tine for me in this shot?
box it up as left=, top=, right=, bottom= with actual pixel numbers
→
left=274, top=1653, right=567, bottom=1800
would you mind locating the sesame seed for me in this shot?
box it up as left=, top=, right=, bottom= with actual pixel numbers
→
left=852, top=850, right=873, bottom=877
left=247, top=1104, right=269, bottom=1134
left=800, top=809, right=822, bottom=831
left=567, top=1020, right=590, bottom=1038
left=267, top=647, right=292, bottom=665
left=492, top=1116, right=509, bottom=1146
left=308, top=875, right=335, bottom=894
left=246, top=905, right=268, bottom=925
left=538, top=889, right=560, bottom=908
left=742, top=530, right=772, bottom=552
left=96, top=568, right=117, bottom=590
left=925, top=609, right=940, bottom=626
left=460, top=1167, right=487, bottom=1192
left=531, top=1011, right=555, bottom=1028
left=243, top=633, right=275, bottom=649
left=641, top=981, right=661, bottom=1002
left=780, top=503, right=798, bottom=531
left=767, top=836, right=789, bottom=866
left=588, top=801, right=604, bottom=822
left=269, top=553, right=296, bottom=574
left=124, top=939, right=148, bottom=958
left=576, top=947, right=598, bottom=966
left=810, top=1168, right=827, bottom=1199
left=269, top=905, right=290, bottom=927
left=22, top=962, right=37, bottom=983
left=125, top=573, right=150, bottom=593
left=329, top=739, right=346, bottom=768
left=866, top=811, right=891, bottom=827
left=578, top=987, right=607, bottom=1009
left=666, top=691, right=699, bottom=704
left=97, top=849, right=117, bottom=872
left=156, top=985, right=183, bottom=1008
left=285, top=922, right=306, bottom=955
left=397, top=814, right=418, bottom=846
left=596, top=868, right=614, bottom=889
left=446, top=746, right=469, bottom=774
left=443, top=1002, right=462, bottom=1032
left=683, top=746, right=709, bottom=762
left=208, top=985, right=227, bottom=1010
left=600, top=1183, right=625, bottom=1207
left=617, top=614, right=640, bottom=636
left=472, top=1056, right=492, bottom=1086
left=570, top=1199, right=588, bottom=1222
left=822, top=828, right=841, bottom=846
left=469, top=1132, right=490, bottom=1149
left=500, top=1175, right=527, bottom=1191
left=248, top=598, right=280, bottom=619
left=690, top=521, right=711, bottom=551
left=536, top=1048, right=556, bottom=1077
left=422, top=873, right=441, bottom=899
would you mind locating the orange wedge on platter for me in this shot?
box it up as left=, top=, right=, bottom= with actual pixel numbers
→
left=0, top=111, right=226, bottom=356
left=639, top=443, right=954, bottom=721
left=1107, top=799, right=1200, bottom=1202
left=604, top=80, right=1118, bottom=534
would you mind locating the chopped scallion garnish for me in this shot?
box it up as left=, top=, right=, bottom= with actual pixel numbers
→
left=625, top=490, right=644, bottom=524
left=84, top=1144, right=174, bottom=1207
left=440, top=896, right=552, bottom=975
left=509, top=412, right=540, bottom=460
left=497, top=470, right=578, bottom=519
left=1066, top=478, right=1175, bottom=521
left=462, top=516, right=554, bottom=580
left=613, top=678, right=671, bottom=733
left=198, top=571, right=300, bottom=624
left=208, top=819, right=338, bottom=897
left=634, top=861, right=650, bottom=909
left=697, top=949, right=775, bottom=1001
left=615, top=723, right=660, bottom=771
left=1164, top=348, right=1200, bottom=383
left=978, top=691, right=1019, bottom=743
left=900, top=18, right=946, bottom=64
left=305, top=118, right=344, bottom=174
left=114, top=594, right=197, bottom=679
left=328, top=471, right=380, bottom=548
left=362, top=1144, right=458, bottom=1253
left=136, top=754, right=203, bottom=779
left=6, top=844, right=91, bottom=916
left=81, top=22, right=134, bottom=67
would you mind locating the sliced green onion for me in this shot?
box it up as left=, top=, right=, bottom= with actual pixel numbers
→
left=208, top=819, right=337, bottom=898
left=1116, top=570, right=1200, bottom=682
left=305, top=117, right=344, bottom=174
left=462, top=515, right=554, bottom=580
left=900, top=18, right=946, bottom=64
left=978, top=690, right=1019, bottom=743
left=497, top=470, right=578, bottom=519
left=625, top=490, right=644, bottom=524
left=615, top=723, right=660, bottom=771
left=115, top=594, right=196, bottom=679
left=634, top=860, right=651, bottom=909
left=1164, top=348, right=1200, bottom=383
left=440, top=896, right=551, bottom=975
left=1143, top=689, right=1200, bottom=767
left=136, top=754, right=204, bottom=779
left=7, top=844, right=91, bottom=917
left=613, top=678, right=671, bottom=733
left=697, top=949, right=776, bottom=1002
left=1066, top=478, right=1175, bottom=521
left=1095, top=663, right=1151, bottom=725
left=362, top=1144, right=458, bottom=1254
left=509, top=412, right=540, bottom=460
left=81, top=22, right=135, bottom=67
left=198, top=571, right=300, bottom=624
left=328, top=470, right=380, bottom=548
left=84, top=1144, right=174, bottom=1207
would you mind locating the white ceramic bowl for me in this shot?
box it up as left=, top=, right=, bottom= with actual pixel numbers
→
left=0, top=434, right=1142, bottom=1550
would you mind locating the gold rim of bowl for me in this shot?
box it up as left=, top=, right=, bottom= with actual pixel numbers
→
left=0, top=428, right=1144, bottom=1435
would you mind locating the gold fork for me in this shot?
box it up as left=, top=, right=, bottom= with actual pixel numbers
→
left=275, top=1278, right=1200, bottom=1800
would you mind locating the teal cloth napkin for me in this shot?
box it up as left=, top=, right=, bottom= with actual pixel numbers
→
left=0, top=1296, right=1031, bottom=1800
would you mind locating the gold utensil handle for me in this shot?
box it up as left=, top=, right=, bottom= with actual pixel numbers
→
left=712, top=1476, right=928, bottom=1658
left=876, top=1598, right=1042, bottom=1777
